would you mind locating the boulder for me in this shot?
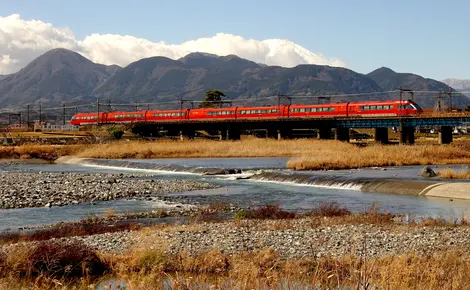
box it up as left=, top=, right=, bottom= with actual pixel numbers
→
left=419, top=166, right=437, bottom=177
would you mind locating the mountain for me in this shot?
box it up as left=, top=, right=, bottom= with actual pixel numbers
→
left=367, top=67, right=470, bottom=108
left=442, top=78, right=470, bottom=96
left=0, top=48, right=121, bottom=106
left=93, top=52, right=383, bottom=108
left=1, top=49, right=469, bottom=110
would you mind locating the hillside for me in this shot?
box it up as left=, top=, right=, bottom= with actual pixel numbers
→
left=442, top=78, right=470, bottom=96
left=367, top=67, right=469, bottom=108
left=0, top=49, right=121, bottom=106
left=1, top=48, right=469, bottom=109
left=93, top=52, right=383, bottom=108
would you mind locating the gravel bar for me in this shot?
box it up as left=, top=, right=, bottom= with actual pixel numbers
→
left=0, top=172, right=219, bottom=209
left=39, top=219, right=470, bottom=259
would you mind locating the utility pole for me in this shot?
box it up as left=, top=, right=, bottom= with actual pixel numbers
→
left=96, top=99, right=100, bottom=126
left=39, top=103, right=42, bottom=124
left=27, top=105, right=30, bottom=128
left=447, top=90, right=453, bottom=112
left=62, top=104, right=66, bottom=126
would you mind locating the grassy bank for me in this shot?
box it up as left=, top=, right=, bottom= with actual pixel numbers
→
left=2, top=201, right=470, bottom=289
left=287, top=140, right=470, bottom=170
left=2, top=139, right=470, bottom=170
left=437, top=168, right=470, bottom=179
left=2, top=241, right=469, bottom=289
left=0, top=144, right=81, bottom=161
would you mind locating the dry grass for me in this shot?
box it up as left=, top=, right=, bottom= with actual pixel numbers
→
left=287, top=141, right=470, bottom=170
left=2, top=139, right=470, bottom=172
left=0, top=144, right=82, bottom=160
left=97, top=248, right=470, bottom=290
left=437, top=168, right=470, bottom=179
left=72, top=139, right=311, bottom=159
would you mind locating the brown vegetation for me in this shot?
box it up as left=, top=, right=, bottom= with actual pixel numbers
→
left=101, top=249, right=470, bottom=290
left=437, top=168, right=470, bottom=179
left=2, top=202, right=470, bottom=288
left=2, top=139, right=470, bottom=172
left=287, top=141, right=470, bottom=170
left=0, top=217, right=141, bottom=245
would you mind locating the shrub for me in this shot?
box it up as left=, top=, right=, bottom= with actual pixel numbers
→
left=308, top=201, right=351, bottom=217
left=108, top=128, right=124, bottom=140
left=242, top=205, right=296, bottom=220
left=26, top=240, right=109, bottom=278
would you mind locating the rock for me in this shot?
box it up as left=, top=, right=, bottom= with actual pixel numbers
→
left=419, top=166, right=437, bottom=177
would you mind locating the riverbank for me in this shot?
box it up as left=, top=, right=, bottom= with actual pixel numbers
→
left=2, top=139, right=470, bottom=171
left=2, top=206, right=470, bottom=289
left=0, top=172, right=219, bottom=209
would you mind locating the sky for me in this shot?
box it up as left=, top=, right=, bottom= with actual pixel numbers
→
left=1, top=0, right=469, bottom=80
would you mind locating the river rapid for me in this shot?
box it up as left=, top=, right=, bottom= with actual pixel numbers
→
left=1, top=157, right=470, bottom=231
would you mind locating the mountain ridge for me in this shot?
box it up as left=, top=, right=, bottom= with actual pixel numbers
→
left=0, top=48, right=468, bottom=109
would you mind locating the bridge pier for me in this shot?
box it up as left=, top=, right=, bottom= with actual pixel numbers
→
left=374, top=127, right=389, bottom=144
left=317, top=127, right=332, bottom=140
left=266, top=128, right=278, bottom=139
left=439, top=126, right=453, bottom=144
left=334, top=128, right=350, bottom=142
left=277, top=127, right=293, bottom=140
left=399, top=126, right=415, bottom=145
left=167, top=129, right=180, bottom=137
left=179, top=129, right=195, bottom=140
left=227, top=128, right=241, bottom=140
left=219, top=129, right=227, bottom=140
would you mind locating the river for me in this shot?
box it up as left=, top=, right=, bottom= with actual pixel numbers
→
left=1, top=157, right=470, bottom=231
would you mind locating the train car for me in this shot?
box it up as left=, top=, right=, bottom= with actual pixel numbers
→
left=347, top=100, right=423, bottom=117
left=106, top=111, right=147, bottom=123
left=145, top=109, right=189, bottom=122
left=289, top=103, right=346, bottom=118
left=70, top=112, right=103, bottom=125
left=235, top=105, right=285, bottom=119
left=188, top=107, right=237, bottom=120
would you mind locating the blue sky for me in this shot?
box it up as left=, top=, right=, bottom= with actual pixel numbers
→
left=2, top=0, right=469, bottom=80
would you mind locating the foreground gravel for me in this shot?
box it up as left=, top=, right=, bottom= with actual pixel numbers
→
left=0, top=172, right=219, bottom=209
left=55, top=219, right=470, bottom=259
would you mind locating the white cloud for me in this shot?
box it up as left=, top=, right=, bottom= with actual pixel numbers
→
left=0, top=14, right=346, bottom=75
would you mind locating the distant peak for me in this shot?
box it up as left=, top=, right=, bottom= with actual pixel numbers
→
left=370, top=67, right=396, bottom=74
left=180, top=52, right=219, bottom=60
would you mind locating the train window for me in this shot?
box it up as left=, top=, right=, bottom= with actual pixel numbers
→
left=364, top=106, right=370, bottom=110
left=370, top=106, right=377, bottom=110
left=377, top=106, right=383, bottom=110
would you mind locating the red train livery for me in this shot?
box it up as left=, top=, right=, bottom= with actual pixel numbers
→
left=70, top=99, right=423, bottom=125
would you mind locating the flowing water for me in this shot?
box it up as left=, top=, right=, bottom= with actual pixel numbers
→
left=1, top=158, right=470, bottom=231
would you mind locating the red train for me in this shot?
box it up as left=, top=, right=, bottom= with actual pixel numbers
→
left=70, top=99, right=423, bottom=125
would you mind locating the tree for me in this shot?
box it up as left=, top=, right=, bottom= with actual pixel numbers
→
left=108, top=127, right=124, bottom=140
left=465, top=104, right=470, bottom=112
left=199, top=90, right=226, bottom=108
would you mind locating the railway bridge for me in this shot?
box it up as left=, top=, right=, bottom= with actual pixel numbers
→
left=130, top=114, right=470, bottom=145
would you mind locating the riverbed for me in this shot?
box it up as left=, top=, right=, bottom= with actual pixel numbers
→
left=1, top=157, right=470, bottom=231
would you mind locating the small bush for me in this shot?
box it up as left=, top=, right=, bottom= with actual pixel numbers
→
left=26, top=240, right=108, bottom=278
left=242, top=205, right=296, bottom=220
left=308, top=201, right=351, bottom=217
left=108, top=128, right=124, bottom=140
